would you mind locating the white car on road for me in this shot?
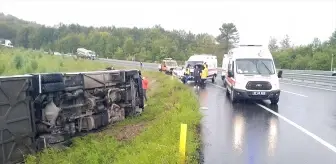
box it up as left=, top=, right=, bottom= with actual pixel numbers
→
left=172, top=66, right=184, bottom=79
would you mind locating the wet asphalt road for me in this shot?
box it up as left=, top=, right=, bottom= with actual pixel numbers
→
left=104, top=60, right=336, bottom=163
left=197, top=77, right=336, bottom=164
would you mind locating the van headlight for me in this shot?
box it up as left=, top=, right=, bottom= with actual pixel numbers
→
left=233, top=81, right=241, bottom=88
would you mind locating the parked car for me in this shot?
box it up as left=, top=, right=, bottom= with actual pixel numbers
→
left=172, top=66, right=184, bottom=79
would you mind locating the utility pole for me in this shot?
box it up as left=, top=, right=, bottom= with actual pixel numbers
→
left=331, top=54, right=334, bottom=72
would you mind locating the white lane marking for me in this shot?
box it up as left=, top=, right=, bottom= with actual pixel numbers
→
left=281, top=90, right=308, bottom=98
left=210, top=83, right=336, bottom=153
left=200, top=107, right=209, bottom=110
left=256, top=103, right=336, bottom=153
left=280, top=81, right=336, bottom=92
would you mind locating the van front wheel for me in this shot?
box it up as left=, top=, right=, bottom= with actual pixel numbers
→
left=270, top=98, right=279, bottom=104
left=230, top=90, right=237, bottom=103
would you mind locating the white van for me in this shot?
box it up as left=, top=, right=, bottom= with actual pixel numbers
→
left=184, top=54, right=218, bottom=83
left=224, top=45, right=282, bottom=104
left=221, top=54, right=231, bottom=81
left=0, top=39, right=13, bottom=48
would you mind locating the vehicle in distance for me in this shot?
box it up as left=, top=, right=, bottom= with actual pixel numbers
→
left=158, top=58, right=178, bottom=74
left=0, top=39, right=14, bottom=48
left=0, top=69, right=144, bottom=164
left=76, top=48, right=97, bottom=60
left=221, top=54, right=230, bottom=81
left=172, top=66, right=185, bottom=79
left=183, top=54, right=218, bottom=83
left=224, top=44, right=282, bottom=104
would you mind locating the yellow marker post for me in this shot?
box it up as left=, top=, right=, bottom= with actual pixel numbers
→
left=179, top=123, right=187, bottom=164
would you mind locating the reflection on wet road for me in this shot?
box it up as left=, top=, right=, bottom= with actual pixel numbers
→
left=196, top=78, right=336, bottom=164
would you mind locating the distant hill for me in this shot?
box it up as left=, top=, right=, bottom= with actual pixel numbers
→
left=0, top=13, right=41, bottom=41
left=0, top=12, right=40, bottom=27
left=0, top=13, right=219, bottom=62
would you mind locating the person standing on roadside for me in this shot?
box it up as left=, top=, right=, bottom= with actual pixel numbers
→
left=182, top=64, right=191, bottom=84
left=142, top=76, right=149, bottom=103
left=201, top=64, right=208, bottom=88
left=140, top=62, right=143, bottom=69
left=193, top=65, right=201, bottom=88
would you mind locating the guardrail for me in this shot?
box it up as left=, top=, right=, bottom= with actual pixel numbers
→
left=100, top=58, right=336, bottom=90
left=276, top=69, right=334, bottom=76
left=280, top=73, right=336, bottom=89
left=100, top=58, right=335, bottom=75
left=217, top=68, right=336, bottom=89
left=99, top=58, right=158, bottom=70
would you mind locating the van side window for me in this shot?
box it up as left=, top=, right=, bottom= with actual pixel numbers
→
left=231, top=61, right=235, bottom=78
left=228, top=62, right=231, bottom=72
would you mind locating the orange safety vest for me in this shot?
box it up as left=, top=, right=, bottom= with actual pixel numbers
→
left=142, top=79, right=149, bottom=89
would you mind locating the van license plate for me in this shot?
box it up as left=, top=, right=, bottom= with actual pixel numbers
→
left=252, top=91, right=266, bottom=95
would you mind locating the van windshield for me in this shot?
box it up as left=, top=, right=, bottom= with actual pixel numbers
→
left=165, top=61, right=178, bottom=66
left=186, top=61, right=203, bottom=67
left=236, top=59, right=275, bottom=75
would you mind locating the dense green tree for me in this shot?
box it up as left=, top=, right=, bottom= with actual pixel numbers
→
left=0, top=13, right=222, bottom=63
left=279, top=34, right=292, bottom=49
left=1, top=13, right=336, bottom=71
left=329, top=30, right=336, bottom=45
left=268, top=37, right=279, bottom=52
left=273, top=31, right=336, bottom=70
left=216, top=23, right=240, bottom=54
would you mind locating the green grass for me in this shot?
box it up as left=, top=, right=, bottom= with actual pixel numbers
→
left=25, top=72, right=202, bottom=164
left=0, top=47, right=112, bottom=75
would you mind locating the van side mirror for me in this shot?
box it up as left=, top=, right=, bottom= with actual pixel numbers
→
left=228, top=71, right=233, bottom=78
left=277, top=70, right=283, bottom=78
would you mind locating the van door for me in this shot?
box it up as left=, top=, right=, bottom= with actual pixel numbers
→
left=206, top=59, right=216, bottom=77
left=226, top=60, right=236, bottom=88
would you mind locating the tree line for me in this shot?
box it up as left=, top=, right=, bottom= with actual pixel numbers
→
left=0, top=13, right=224, bottom=63
left=269, top=33, right=336, bottom=71
left=1, top=12, right=336, bottom=70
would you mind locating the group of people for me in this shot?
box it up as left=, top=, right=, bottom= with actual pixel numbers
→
left=183, top=62, right=208, bottom=88
left=122, top=62, right=209, bottom=105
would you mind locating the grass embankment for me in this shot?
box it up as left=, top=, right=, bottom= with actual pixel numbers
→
left=0, top=47, right=111, bottom=75
left=26, top=71, right=202, bottom=164
left=0, top=47, right=202, bottom=164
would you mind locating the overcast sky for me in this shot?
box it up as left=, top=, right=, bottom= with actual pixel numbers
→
left=1, top=0, right=336, bottom=46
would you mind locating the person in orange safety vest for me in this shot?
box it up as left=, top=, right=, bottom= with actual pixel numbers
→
left=142, top=76, right=149, bottom=102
